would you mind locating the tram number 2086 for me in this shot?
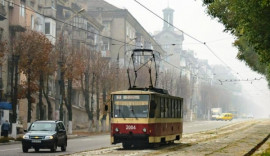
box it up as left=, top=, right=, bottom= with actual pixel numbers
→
left=126, top=125, right=136, bottom=130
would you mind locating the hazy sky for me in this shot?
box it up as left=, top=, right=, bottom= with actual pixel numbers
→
left=104, top=0, right=270, bottom=117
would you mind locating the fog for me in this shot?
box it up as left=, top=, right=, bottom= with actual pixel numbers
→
left=105, top=0, right=270, bottom=118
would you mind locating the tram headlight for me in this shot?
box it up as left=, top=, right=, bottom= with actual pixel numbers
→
left=142, top=128, right=147, bottom=133
left=115, top=127, right=119, bottom=132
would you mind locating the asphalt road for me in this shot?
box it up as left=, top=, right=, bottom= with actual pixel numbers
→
left=0, top=119, right=247, bottom=156
left=183, top=119, right=245, bottom=134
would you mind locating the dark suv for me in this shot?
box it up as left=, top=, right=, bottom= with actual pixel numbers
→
left=22, top=120, right=67, bottom=153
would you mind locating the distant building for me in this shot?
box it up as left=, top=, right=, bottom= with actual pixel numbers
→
left=154, top=7, right=184, bottom=71
left=77, top=0, right=166, bottom=67
left=17, top=0, right=57, bottom=127
left=56, top=0, right=103, bottom=128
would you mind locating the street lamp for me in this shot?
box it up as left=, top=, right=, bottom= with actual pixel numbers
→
left=56, top=8, right=85, bottom=120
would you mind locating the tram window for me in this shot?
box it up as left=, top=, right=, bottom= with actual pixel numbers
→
left=177, top=100, right=181, bottom=118
left=168, top=98, right=171, bottom=118
left=111, top=99, right=113, bottom=118
left=165, top=98, right=168, bottom=118
left=179, top=99, right=183, bottom=118
left=174, top=99, right=179, bottom=118
left=175, top=100, right=178, bottom=118
left=149, top=95, right=157, bottom=118
left=180, top=100, right=182, bottom=118
left=155, top=96, right=161, bottom=118
left=171, top=99, right=174, bottom=118
left=161, top=97, right=165, bottom=118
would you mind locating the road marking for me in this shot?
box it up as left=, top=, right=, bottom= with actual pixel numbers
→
left=0, top=148, right=20, bottom=152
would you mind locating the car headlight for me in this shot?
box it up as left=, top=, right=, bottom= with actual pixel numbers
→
left=115, top=128, right=119, bottom=132
left=23, top=135, right=29, bottom=139
left=44, top=136, right=53, bottom=140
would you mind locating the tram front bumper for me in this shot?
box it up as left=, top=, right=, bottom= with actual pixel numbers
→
left=112, top=133, right=149, bottom=144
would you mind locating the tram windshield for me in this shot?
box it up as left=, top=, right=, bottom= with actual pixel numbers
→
left=113, top=95, right=149, bottom=118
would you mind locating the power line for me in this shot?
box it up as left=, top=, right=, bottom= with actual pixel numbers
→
left=156, top=54, right=266, bottom=87
left=218, top=77, right=265, bottom=85
left=5, top=0, right=130, bottom=46
left=133, top=0, right=270, bottom=95
left=133, top=0, right=205, bottom=45
left=133, top=0, right=239, bottom=72
left=7, top=1, right=269, bottom=87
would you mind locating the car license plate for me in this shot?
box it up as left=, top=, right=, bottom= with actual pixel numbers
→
left=32, top=140, right=41, bottom=143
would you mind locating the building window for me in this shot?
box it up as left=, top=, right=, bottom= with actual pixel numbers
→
left=102, top=40, right=110, bottom=51
left=102, top=21, right=110, bottom=31
left=30, top=1, right=34, bottom=7
left=20, top=4, right=25, bottom=17
left=1, top=0, right=4, bottom=6
left=126, top=27, right=129, bottom=37
left=45, top=22, right=50, bottom=34
left=51, top=0, right=55, bottom=9
left=31, top=15, right=34, bottom=30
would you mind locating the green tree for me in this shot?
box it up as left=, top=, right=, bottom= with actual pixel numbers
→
left=203, top=0, right=270, bottom=86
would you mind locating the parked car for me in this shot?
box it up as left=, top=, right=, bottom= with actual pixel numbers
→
left=216, top=113, right=233, bottom=121
left=22, top=120, right=67, bottom=153
left=247, top=114, right=254, bottom=119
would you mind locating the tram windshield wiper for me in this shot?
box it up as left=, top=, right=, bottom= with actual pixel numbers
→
left=131, top=105, right=137, bottom=119
left=119, top=109, right=126, bottom=119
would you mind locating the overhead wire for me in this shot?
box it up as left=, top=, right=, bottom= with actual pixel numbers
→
left=133, top=0, right=242, bottom=75
left=5, top=0, right=131, bottom=46
left=133, top=0, right=270, bottom=94
left=7, top=0, right=268, bottom=90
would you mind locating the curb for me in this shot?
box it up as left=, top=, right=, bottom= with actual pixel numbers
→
left=0, top=134, right=83, bottom=146
left=0, top=140, right=21, bottom=145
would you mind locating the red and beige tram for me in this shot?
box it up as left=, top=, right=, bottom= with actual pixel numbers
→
left=110, top=88, right=183, bottom=148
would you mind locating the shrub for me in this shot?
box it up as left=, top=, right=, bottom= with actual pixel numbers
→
left=0, top=137, right=10, bottom=143
left=15, top=136, right=23, bottom=141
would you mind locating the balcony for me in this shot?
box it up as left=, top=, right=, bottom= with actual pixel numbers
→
left=9, top=1, right=26, bottom=33
left=9, top=25, right=25, bottom=33
left=0, top=3, right=6, bottom=21
left=43, top=7, right=56, bottom=19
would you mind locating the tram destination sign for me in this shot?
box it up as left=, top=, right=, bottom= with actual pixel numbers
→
left=114, top=95, right=149, bottom=101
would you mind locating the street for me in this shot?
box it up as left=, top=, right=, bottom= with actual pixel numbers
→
left=74, top=119, right=270, bottom=156
left=0, top=119, right=258, bottom=156
left=0, top=0, right=269, bottom=155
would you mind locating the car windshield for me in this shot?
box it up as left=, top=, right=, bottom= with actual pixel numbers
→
left=29, top=122, right=56, bottom=131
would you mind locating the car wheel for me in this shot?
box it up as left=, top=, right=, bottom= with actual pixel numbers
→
left=34, top=148, right=39, bottom=152
left=61, top=140, right=67, bottom=151
left=22, top=146, right=28, bottom=153
left=51, top=142, right=57, bottom=152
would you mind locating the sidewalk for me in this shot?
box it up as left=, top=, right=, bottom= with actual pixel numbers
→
left=0, top=131, right=103, bottom=146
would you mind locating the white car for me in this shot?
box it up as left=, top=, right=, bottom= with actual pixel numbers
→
left=247, top=114, right=254, bottom=119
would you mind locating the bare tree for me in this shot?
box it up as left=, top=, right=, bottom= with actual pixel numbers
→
left=16, top=30, right=52, bottom=123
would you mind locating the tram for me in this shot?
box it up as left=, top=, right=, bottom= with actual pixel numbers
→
left=110, top=49, right=184, bottom=148
left=110, top=88, right=183, bottom=148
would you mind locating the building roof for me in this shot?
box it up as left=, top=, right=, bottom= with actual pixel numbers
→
left=78, top=0, right=120, bottom=11
left=163, top=7, right=174, bottom=12
left=154, top=29, right=184, bottom=39
left=78, top=0, right=166, bottom=56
